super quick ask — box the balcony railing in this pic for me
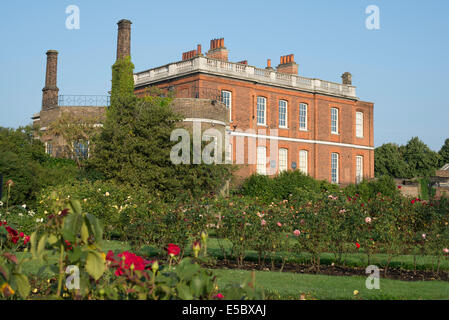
[58,95,110,107]
[134,56,357,99]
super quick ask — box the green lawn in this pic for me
[213,268,449,300]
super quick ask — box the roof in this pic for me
[441,163,449,171]
[436,170,449,178]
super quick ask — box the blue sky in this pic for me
[0,0,448,151]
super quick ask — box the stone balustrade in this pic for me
[134,56,357,99]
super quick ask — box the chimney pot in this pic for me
[197,44,202,55]
[342,72,352,85]
[267,59,271,68]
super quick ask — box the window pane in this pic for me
[356,112,363,137]
[331,108,338,133]
[221,91,232,122]
[356,156,363,183]
[257,146,266,175]
[75,141,89,159]
[279,148,288,172]
[331,153,339,183]
[257,97,266,125]
[299,150,308,174]
[299,103,307,130]
[279,100,287,128]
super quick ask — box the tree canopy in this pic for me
[375,137,443,178]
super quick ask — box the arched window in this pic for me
[279,148,288,172]
[299,150,308,174]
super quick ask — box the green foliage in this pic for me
[439,138,449,167]
[91,55,232,200]
[0,126,78,206]
[36,180,160,240]
[110,56,135,105]
[374,143,409,178]
[2,198,264,300]
[375,137,441,179]
[402,137,440,178]
[239,170,338,203]
[344,175,399,202]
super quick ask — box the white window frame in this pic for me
[355,111,364,138]
[257,96,266,126]
[221,90,232,122]
[299,150,308,174]
[278,100,288,128]
[331,152,339,184]
[227,142,233,164]
[256,146,267,175]
[356,155,363,184]
[299,103,308,131]
[279,148,288,172]
[331,108,339,134]
[45,141,53,156]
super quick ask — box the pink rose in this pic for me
[261,220,266,226]
[365,217,372,224]
[293,230,300,236]
[277,222,282,227]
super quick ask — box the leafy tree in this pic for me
[374,143,409,178]
[402,137,440,178]
[0,126,78,205]
[90,56,232,199]
[439,138,449,167]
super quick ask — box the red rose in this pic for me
[215,293,224,299]
[167,243,180,257]
[355,242,361,249]
[24,236,30,245]
[397,185,402,189]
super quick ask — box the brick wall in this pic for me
[137,72,374,185]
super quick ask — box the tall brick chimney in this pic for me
[206,38,228,61]
[276,54,298,75]
[42,50,59,110]
[341,72,352,85]
[116,19,132,60]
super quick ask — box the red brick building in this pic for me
[134,39,374,185]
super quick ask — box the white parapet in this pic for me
[134,56,357,99]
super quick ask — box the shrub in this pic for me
[239,171,337,203]
[344,175,399,201]
[36,180,160,240]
